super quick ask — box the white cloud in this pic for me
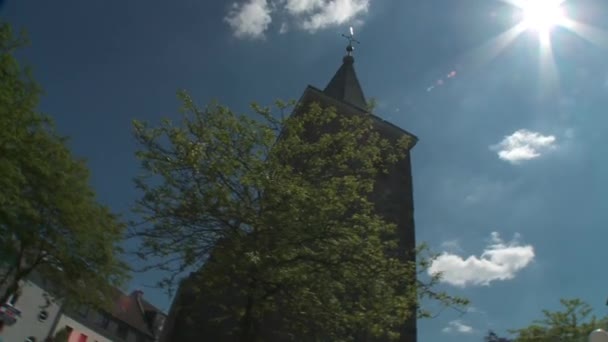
[490,129,556,164]
[429,232,535,287]
[283,0,324,14]
[296,0,370,32]
[442,320,474,334]
[225,0,370,38]
[225,0,273,39]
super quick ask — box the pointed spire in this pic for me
[323,28,367,110]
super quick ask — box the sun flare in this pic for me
[467,0,608,93]
[520,0,567,34]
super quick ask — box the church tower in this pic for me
[159,33,419,342]
[293,33,419,342]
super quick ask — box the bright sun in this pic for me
[520,0,567,33]
[474,0,600,90]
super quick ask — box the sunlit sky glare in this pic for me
[519,0,567,33]
[4,0,608,341]
[480,0,608,94]
[501,0,608,47]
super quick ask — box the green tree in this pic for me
[52,327,71,342]
[131,92,467,340]
[509,298,607,341]
[0,21,128,310]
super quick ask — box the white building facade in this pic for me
[1,274,164,342]
[2,277,61,342]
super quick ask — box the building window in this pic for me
[116,322,129,339]
[54,326,73,341]
[78,333,88,342]
[41,293,52,309]
[38,310,49,322]
[7,292,20,306]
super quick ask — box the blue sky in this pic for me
[3,0,608,340]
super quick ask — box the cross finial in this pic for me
[341,26,360,56]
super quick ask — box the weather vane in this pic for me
[341,26,360,56]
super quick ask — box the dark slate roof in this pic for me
[26,272,165,340]
[310,51,419,146]
[108,289,164,338]
[299,85,419,147]
[323,55,367,110]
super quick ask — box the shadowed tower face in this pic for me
[160,36,418,342]
[297,37,419,342]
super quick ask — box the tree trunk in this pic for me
[239,294,256,342]
[239,274,261,342]
[0,264,16,290]
[0,243,33,303]
[0,260,37,304]
[0,279,19,304]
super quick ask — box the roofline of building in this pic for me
[300,85,420,145]
[24,272,163,338]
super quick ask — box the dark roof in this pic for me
[300,85,419,146]
[107,289,164,338]
[26,272,165,339]
[318,54,418,146]
[323,55,367,110]
[141,297,162,313]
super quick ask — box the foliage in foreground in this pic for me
[0,21,128,310]
[52,327,71,342]
[131,92,467,340]
[484,298,608,342]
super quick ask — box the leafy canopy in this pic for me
[131,92,467,340]
[0,21,128,310]
[511,298,607,342]
[483,298,608,342]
